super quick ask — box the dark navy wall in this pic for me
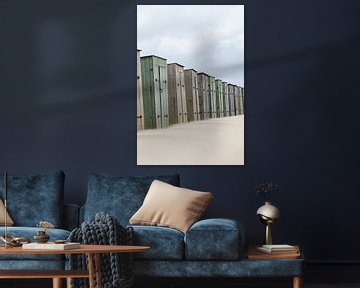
[1,0,360,262]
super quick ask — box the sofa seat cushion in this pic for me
[0,227,70,261]
[130,225,184,260]
[184,218,245,260]
[84,174,180,226]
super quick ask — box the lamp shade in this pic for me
[256,201,280,221]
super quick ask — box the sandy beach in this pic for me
[137,115,244,165]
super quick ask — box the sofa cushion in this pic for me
[184,218,245,260]
[130,225,184,260]
[0,227,70,261]
[0,199,14,226]
[130,180,213,233]
[84,173,180,225]
[0,171,65,227]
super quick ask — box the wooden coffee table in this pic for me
[0,244,150,288]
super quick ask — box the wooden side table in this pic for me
[247,245,303,288]
[0,244,150,288]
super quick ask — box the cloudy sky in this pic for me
[137,5,244,87]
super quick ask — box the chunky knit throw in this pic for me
[68,212,134,288]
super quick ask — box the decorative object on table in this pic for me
[34,220,55,243]
[54,239,67,244]
[0,234,31,247]
[33,230,50,243]
[254,181,280,245]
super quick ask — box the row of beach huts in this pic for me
[137,49,245,130]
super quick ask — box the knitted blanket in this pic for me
[68,212,134,288]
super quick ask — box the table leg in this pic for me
[52,278,62,288]
[95,253,102,288]
[66,277,72,288]
[88,253,95,288]
[293,276,302,288]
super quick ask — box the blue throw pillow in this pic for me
[0,170,65,227]
[84,173,180,225]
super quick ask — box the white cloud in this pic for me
[137,5,244,86]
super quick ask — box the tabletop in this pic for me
[0,244,150,255]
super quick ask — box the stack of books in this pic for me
[22,242,80,250]
[248,244,300,260]
[257,244,299,254]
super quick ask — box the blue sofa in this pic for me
[0,171,303,287]
[0,171,79,270]
[81,173,304,283]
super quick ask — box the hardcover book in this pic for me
[22,242,80,250]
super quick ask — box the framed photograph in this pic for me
[137,5,244,165]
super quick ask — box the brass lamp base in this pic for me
[265,223,272,245]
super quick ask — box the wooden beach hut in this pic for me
[228,84,236,116]
[197,73,210,120]
[215,79,224,118]
[240,86,245,115]
[234,85,240,115]
[208,76,217,118]
[167,63,187,125]
[184,69,200,121]
[140,55,169,129]
[222,81,230,117]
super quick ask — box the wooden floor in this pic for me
[134,279,360,288]
[1,279,360,288]
[136,283,360,288]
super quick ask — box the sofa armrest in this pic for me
[184,218,245,260]
[63,204,80,231]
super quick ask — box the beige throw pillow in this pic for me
[130,180,213,233]
[0,199,14,226]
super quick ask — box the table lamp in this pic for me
[256,201,280,245]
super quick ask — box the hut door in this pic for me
[193,76,199,121]
[154,66,162,128]
[158,65,169,128]
[176,68,183,123]
[179,70,187,123]
[137,53,144,130]
[137,76,144,130]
